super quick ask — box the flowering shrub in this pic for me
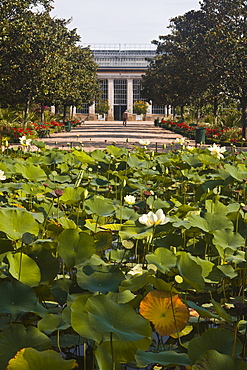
[133,100,148,115]
[0,120,66,143]
[161,119,244,144]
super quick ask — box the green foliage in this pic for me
[133,100,148,115]
[95,100,110,115]
[0,143,246,367]
[0,1,99,124]
[144,1,247,135]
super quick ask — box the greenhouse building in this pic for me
[76,44,166,121]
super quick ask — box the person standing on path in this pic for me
[122,110,128,126]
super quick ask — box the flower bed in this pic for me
[0,120,79,143]
[160,119,246,146]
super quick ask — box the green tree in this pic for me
[0,0,99,124]
[200,0,247,136]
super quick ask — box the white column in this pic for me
[108,79,114,120]
[127,79,133,113]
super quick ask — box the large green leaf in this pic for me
[7,252,41,287]
[187,214,209,232]
[188,328,242,364]
[84,195,116,217]
[119,220,153,240]
[7,348,77,370]
[57,229,95,268]
[71,294,102,343]
[73,150,95,164]
[146,247,176,274]
[224,164,247,181]
[38,314,70,335]
[119,272,150,292]
[177,252,205,292]
[0,324,51,370]
[186,300,219,319]
[0,280,47,320]
[210,299,232,323]
[204,212,234,231]
[29,249,59,284]
[212,229,245,250]
[59,187,85,205]
[96,337,151,364]
[94,231,112,251]
[135,350,190,367]
[86,295,151,341]
[15,162,47,182]
[0,209,39,240]
[77,265,124,294]
[192,350,247,370]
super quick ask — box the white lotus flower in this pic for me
[19,135,32,146]
[139,209,170,227]
[175,137,186,145]
[208,143,226,159]
[124,195,136,205]
[0,170,6,181]
[127,264,144,276]
[186,145,196,152]
[139,139,150,146]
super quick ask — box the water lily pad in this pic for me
[192,349,247,370]
[7,252,41,287]
[71,294,102,343]
[212,229,245,250]
[57,229,95,268]
[96,337,151,364]
[0,324,51,370]
[77,265,124,294]
[15,162,47,182]
[0,280,46,320]
[84,196,116,217]
[0,209,39,240]
[86,294,151,341]
[146,248,176,274]
[38,314,70,334]
[120,272,150,292]
[59,187,85,205]
[177,252,205,292]
[50,278,73,306]
[7,347,77,370]
[135,350,190,368]
[73,150,95,164]
[29,249,59,284]
[94,231,112,251]
[188,328,242,364]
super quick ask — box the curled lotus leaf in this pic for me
[7,347,77,370]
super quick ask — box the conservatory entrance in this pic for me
[114,105,127,121]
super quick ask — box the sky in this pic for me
[50,0,201,46]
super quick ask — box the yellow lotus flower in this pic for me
[140,290,189,336]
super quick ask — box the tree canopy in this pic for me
[142,0,247,135]
[0,0,99,123]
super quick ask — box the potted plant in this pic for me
[133,100,148,121]
[95,100,110,121]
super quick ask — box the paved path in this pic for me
[41,120,193,151]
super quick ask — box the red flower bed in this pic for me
[160,119,243,144]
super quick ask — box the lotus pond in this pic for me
[1,140,247,369]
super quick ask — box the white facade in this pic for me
[76,44,165,121]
